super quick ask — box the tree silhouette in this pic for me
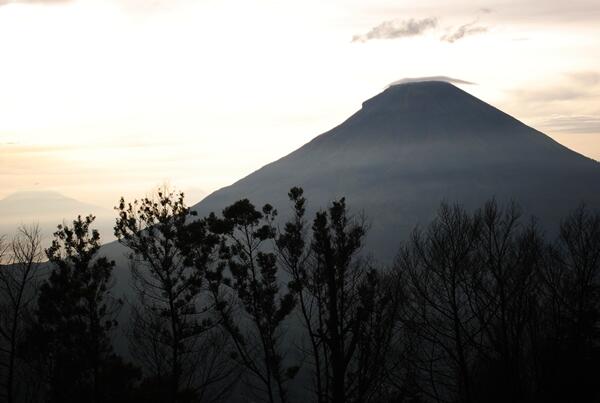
[393,200,600,403]
[538,205,600,402]
[115,188,232,403]
[277,188,399,403]
[0,225,44,403]
[205,199,297,403]
[0,187,596,403]
[27,215,133,403]
[468,201,544,403]
[396,203,482,403]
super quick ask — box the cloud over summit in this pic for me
[388,76,475,87]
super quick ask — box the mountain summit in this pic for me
[193,81,600,261]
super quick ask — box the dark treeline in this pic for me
[0,187,598,403]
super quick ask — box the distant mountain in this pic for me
[0,191,98,216]
[190,81,600,262]
[0,191,112,241]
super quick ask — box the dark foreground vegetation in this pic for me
[0,187,598,403]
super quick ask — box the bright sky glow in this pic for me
[1,0,599,209]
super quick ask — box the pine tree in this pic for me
[30,215,130,403]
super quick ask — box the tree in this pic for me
[392,200,600,403]
[0,225,43,403]
[468,201,544,403]
[0,225,44,403]
[205,199,297,403]
[115,188,232,403]
[396,203,482,403]
[538,205,600,402]
[30,215,130,403]
[277,188,399,403]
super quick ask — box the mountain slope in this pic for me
[191,81,600,261]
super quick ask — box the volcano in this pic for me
[190,81,600,262]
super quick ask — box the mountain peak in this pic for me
[2,190,71,202]
[330,79,523,148]
[0,191,105,217]
[362,79,473,111]
[388,79,456,88]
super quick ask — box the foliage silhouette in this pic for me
[0,189,598,403]
[27,215,137,403]
[204,199,297,403]
[115,188,235,403]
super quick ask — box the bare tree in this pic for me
[539,205,600,402]
[0,225,43,403]
[396,203,481,403]
[467,201,544,402]
[544,205,600,346]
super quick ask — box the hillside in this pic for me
[190,81,600,262]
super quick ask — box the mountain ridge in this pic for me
[0,190,113,242]
[189,81,600,261]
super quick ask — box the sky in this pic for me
[1,0,600,211]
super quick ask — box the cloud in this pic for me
[352,17,437,43]
[441,21,488,43]
[0,0,70,6]
[538,115,600,134]
[388,76,475,87]
[353,16,489,45]
[567,71,600,87]
[511,72,600,104]
[514,87,590,103]
[491,1,600,24]
[507,71,600,136]
[0,142,163,156]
